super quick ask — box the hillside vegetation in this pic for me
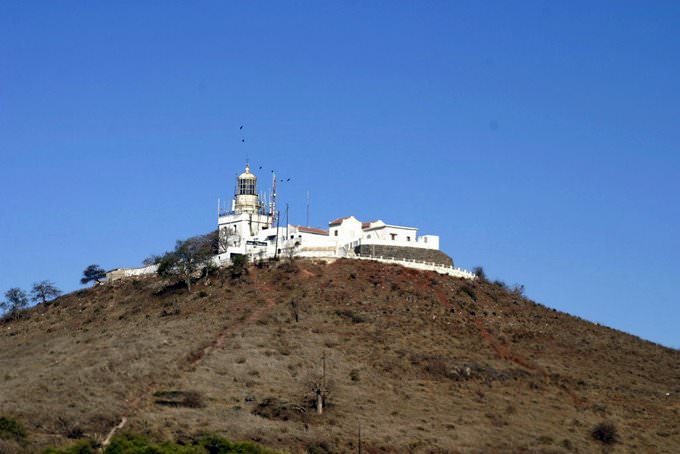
[0,259,678,453]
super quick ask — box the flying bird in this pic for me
[258,166,262,169]
[239,125,243,130]
[241,139,245,143]
[287,178,291,182]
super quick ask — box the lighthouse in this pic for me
[218,164,274,253]
[233,164,261,214]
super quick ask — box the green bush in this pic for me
[0,417,26,442]
[104,433,201,453]
[230,254,249,278]
[46,433,279,454]
[44,440,97,454]
[197,434,277,453]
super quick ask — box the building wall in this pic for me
[354,244,453,267]
[330,216,363,243]
[106,264,158,281]
[363,225,418,243]
[218,212,272,249]
[287,229,334,248]
[416,235,439,249]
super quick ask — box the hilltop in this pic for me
[0,259,678,453]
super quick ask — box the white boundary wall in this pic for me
[106,264,158,281]
[349,255,476,279]
[106,252,476,282]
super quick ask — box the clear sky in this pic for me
[1,2,678,348]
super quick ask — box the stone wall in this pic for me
[354,244,453,267]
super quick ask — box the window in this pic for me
[407,236,411,241]
[390,233,397,240]
[238,178,256,195]
[367,234,371,239]
[334,230,338,236]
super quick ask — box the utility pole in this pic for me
[285,203,289,239]
[317,351,327,415]
[358,421,362,454]
[274,210,281,260]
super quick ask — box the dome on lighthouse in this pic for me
[239,164,257,180]
[236,164,257,196]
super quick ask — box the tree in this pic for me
[304,352,333,415]
[218,226,241,253]
[157,233,215,292]
[81,264,106,285]
[142,254,162,266]
[473,266,486,281]
[1,288,29,320]
[229,253,248,279]
[30,280,62,304]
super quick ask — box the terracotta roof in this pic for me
[329,216,352,226]
[361,220,379,229]
[296,226,329,236]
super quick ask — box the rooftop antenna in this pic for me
[306,191,310,227]
[270,170,278,227]
[240,123,248,167]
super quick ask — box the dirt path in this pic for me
[184,268,280,369]
[100,417,127,450]
[101,268,284,448]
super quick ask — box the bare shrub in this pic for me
[350,369,360,382]
[56,417,84,439]
[335,309,366,323]
[252,397,306,422]
[153,390,205,408]
[303,372,334,415]
[472,266,486,280]
[459,285,477,302]
[591,421,618,444]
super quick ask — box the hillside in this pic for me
[0,259,678,453]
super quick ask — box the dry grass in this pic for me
[1,259,679,453]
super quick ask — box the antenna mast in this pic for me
[270,171,278,227]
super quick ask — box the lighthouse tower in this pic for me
[218,164,273,253]
[233,164,261,214]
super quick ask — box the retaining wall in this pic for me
[354,244,453,267]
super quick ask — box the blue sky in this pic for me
[1,1,678,348]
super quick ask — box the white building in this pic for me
[217,165,446,264]
[330,216,439,251]
[107,164,475,281]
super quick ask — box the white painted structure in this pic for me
[106,165,475,281]
[218,164,274,245]
[214,166,466,273]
